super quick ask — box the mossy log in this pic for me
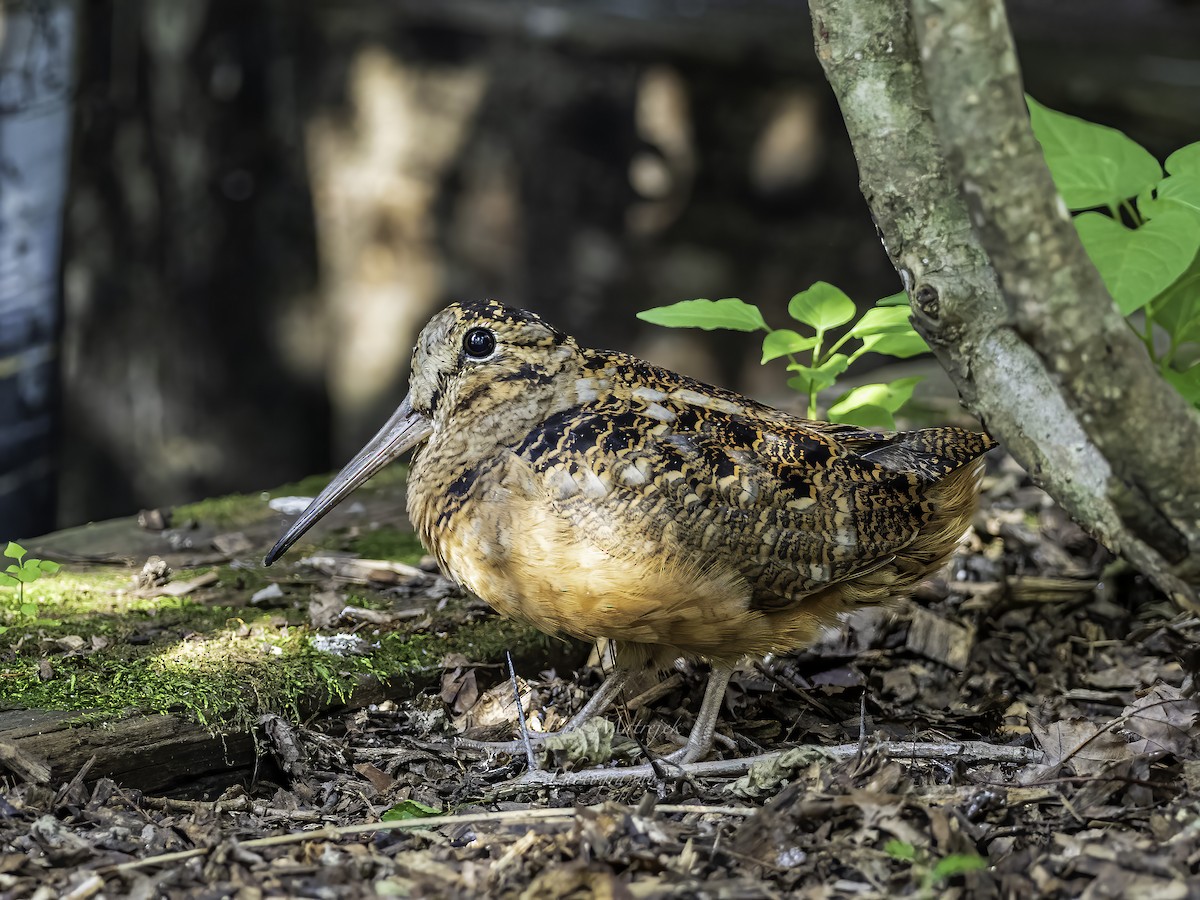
[1,476,586,793]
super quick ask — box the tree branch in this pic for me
[912,0,1200,579]
[809,0,1199,604]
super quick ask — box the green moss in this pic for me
[0,569,146,622]
[172,493,265,530]
[350,526,426,563]
[0,626,348,730]
[0,560,565,734]
[174,464,411,529]
[217,563,273,596]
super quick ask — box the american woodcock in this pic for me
[266,299,995,767]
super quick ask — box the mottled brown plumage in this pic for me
[267,299,995,766]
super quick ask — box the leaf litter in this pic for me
[2,452,1200,897]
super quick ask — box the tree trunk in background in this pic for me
[810,0,1200,604]
[0,0,76,539]
[59,0,327,525]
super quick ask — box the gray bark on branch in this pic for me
[809,0,1200,605]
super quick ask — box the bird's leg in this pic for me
[455,667,631,754]
[508,664,737,789]
[658,662,735,765]
[559,666,632,731]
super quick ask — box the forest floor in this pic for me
[2,452,1199,899]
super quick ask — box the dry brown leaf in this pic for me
[352,762,394,792]
[541,718,617,770]
[1122,684,1198,758]
[723,747,830,799]
[852,791,927,848]
[440,666,479,715]
[904,605,974,671]
[1029,717,1132,776]
[459,677,530,730]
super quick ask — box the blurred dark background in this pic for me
[1,0,1198,539]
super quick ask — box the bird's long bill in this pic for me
[263,395,432,565]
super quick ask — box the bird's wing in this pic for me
[511,395,940,609]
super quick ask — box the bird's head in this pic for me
[407,299,579,427]
[264,300,580,564]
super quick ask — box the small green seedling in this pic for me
[381,798,443,822]
[0,540,61,615]
[1029,97,1200,407]
[638,284,930,428]
[885,839,988,897]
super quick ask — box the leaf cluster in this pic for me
[1030,97,1200,405]
[0,540,61,620]
[637,284,929,428]
[1,541,60,586]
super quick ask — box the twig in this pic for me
[141,795,326,821]
[624,672,684,711]
[752,661,835,720]
[491,738,1042,792]
[106,802,755,874]
[507,650,538,772]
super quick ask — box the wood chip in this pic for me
[0,738,51,784]
[904,605,974,671]
[155,571,220,597]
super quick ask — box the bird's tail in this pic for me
[859,426,996,483]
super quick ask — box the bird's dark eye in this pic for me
[462,327,496,359]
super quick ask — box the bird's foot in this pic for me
[471,664,735,792]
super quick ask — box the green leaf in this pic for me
[829,377,923,421]
[830,403,896,429]
[1166,142,1200,177]
[1048,155,1119,207]
[885,839,918,862]
[1163,364,1200,406]
[1139,174,1200,224]
[0,573,18,587]
[1151,264,1200,347]
[19,602,36,617]
[788,282,856,332]
[786,354,849,394]
[1028,96,1162,210]
[381,799,443,822]
[761,329,817,363]
[859,331,930,359]
[3,542,24,561]
[928,853,988,884]
[874,292,908,307]
[637,298,767,332]
[37,560,61,574]
[1074,210,1200,314]
[14,568,40,584]
[4,564,18,575]
[850,306,915,337]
